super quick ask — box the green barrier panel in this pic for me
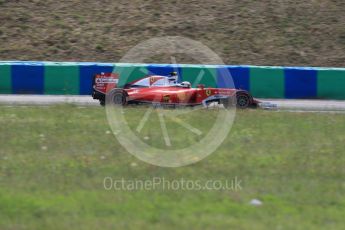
[0,64,11,94]
[114,64,148,87]
[44,64,80,95]
[250,67,285,98]
[318,70,345,100]
[181,66,217,88]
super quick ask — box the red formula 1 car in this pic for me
[92,72,259,109]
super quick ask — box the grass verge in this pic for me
[0,105,344,229]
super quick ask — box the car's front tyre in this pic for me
[236,92,251,109]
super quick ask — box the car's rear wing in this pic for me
[93,72,119,94]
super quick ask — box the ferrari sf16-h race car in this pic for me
[92,72,260,109]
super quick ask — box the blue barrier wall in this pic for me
[0,61,344,99]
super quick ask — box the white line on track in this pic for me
[0,95,345,113]
[262,99,345,112]
[0,95,99,106]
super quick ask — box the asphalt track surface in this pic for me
[0,95,345,113]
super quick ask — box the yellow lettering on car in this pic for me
[163,95,170,103]
[178,93,186,101]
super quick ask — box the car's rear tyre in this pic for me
[106,89,127,106]
[236,93,250,109]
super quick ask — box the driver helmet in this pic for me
[168,71,178,83]
[180,81,191,88]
